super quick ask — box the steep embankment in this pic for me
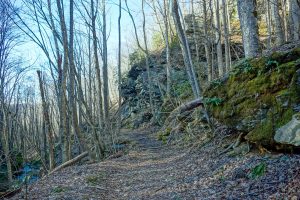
[6,128,300,199]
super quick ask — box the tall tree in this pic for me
[102,0,109,122]
[69,0,87,154]
[214,0,224,76]
[237,0,260,58]
[117,0,122,131]
[163,0,171,96]
[159,0,172,96]
[289,0,300,41]
[56,0,71,162]
[153,0,172,96]
[172,0,212,133]
[172,0,200,97]
[222,0,231,71]
[271,0,285,45]
[191,0,200,64]
[37,71,55,170]
[202,0,213,82]
[266,0,272,48]
[90,0,104,129]
[281,0,288,42]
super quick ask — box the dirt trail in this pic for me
[8,129,300,200]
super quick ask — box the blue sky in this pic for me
[12,0,159,98]
[14,0,157,71]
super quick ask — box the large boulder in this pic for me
[205,48,300,147]
[274,113,300,146]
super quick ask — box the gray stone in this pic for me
[274,113,300,146]
[293,104,300,112]
[296,69,300,86]
[276,93,290,108]
[229,143,250,157]
[235,109,268,132]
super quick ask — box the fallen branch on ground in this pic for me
[165,98,203,124]
[178,98,203,113]
[48,151,89,175]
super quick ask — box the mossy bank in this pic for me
[205,47,300,149]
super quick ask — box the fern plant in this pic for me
[204,97,223,106]
[248,162,266,179]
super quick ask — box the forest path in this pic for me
[102,129,191,199]
[8,128,300,199]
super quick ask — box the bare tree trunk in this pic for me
[102,0,109,122]
[281,0,288,42]
[56,0,71,162]
[91,0,104,129]
[69,0,87,153]
[222,0,231,72]
[271,0,285,45]
[0,110,13,184]
[163,0,171,97]
[191,0,200,63]
[288,0,294,40]
[142,0,156,119]
[76,63,104,159]
[237,0,260,58]
[152,1,167,43]
[88,29,93,115]
[203,0,213,82]
[172,0,199,97]
[154,0,171,96]
[214,0,224,77]
[49,151,88,175]
[289,0,300,41]
[117,0,122,131]
[46,0,65,163]
[267,0,272,48]
[172,0,213,135]
[37,71,55,170]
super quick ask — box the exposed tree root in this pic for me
[217,133,247,157]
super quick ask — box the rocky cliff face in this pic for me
[120,55,165,128]
[120,47,189,128]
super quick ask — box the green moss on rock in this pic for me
[246,108,294,146]
[205,48,300,147]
